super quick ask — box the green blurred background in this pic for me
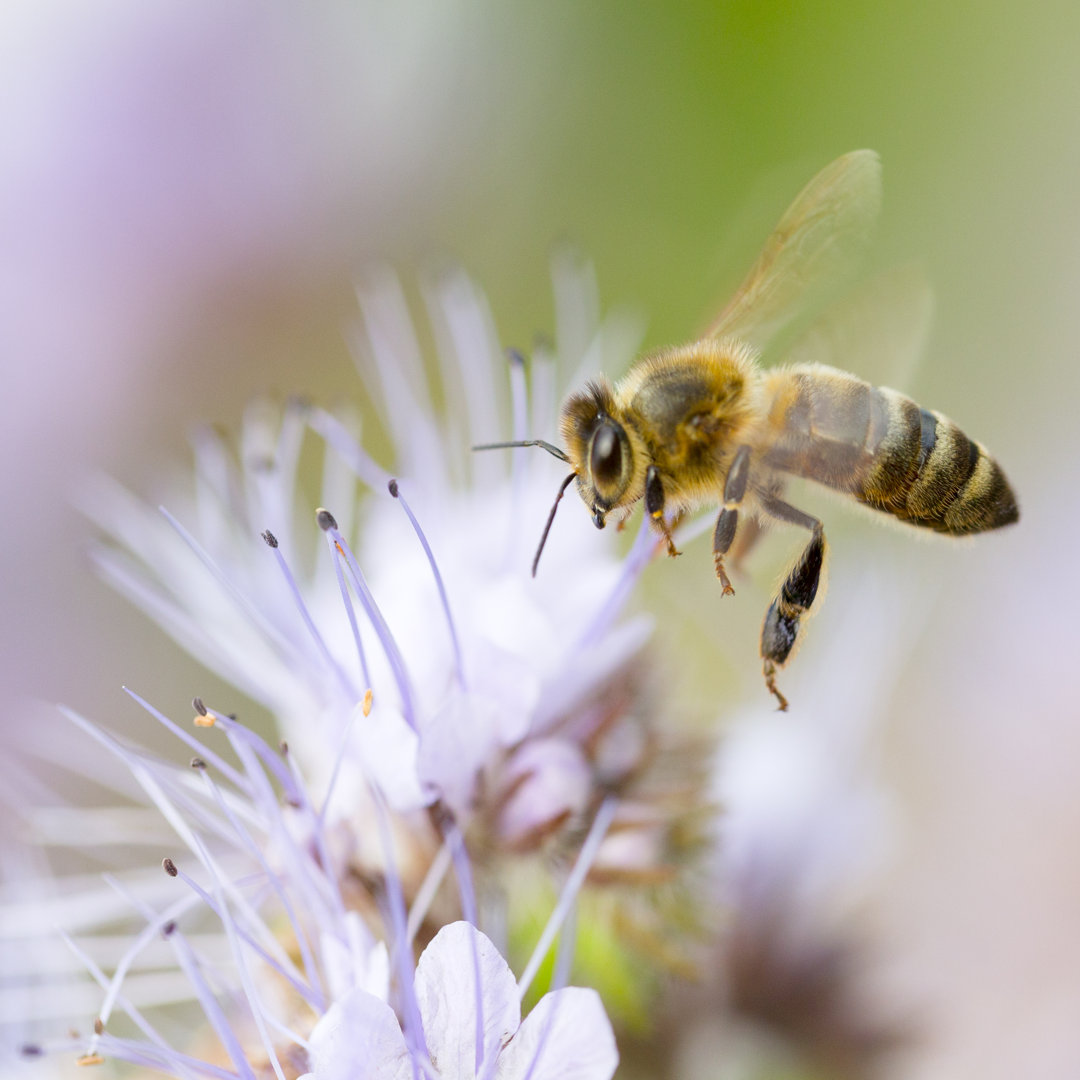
[3,1,1078,1076]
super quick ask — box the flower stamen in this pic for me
[119,688,248,792]
[306,406,391,491]
[325,519,373,690]
[157,506,298,664]
[192,761,325,1008]
[517,795,618,1000]
[188,834,289,1080]
[318,508,417,731]
[261,528,359,703]
[388,478,466,690]
[438,813,486,1074]
[158,913,259,1080]
[406,840,452,945]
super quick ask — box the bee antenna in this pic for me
[471,439,571,464]
[532,471,577,577]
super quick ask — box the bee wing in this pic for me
[784,263,934,389]
[707,150,883,351]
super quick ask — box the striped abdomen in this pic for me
[761,365,1019,535]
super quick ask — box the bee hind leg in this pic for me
[762,660,789,712]
[713,445,752,595]
[758,494,826,711]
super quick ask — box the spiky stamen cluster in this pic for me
[6,266,717,1075]
[15,688,618,1077]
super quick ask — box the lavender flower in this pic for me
[6,261,709,1076]
[82,265,659,852]
[10,686,617,1078]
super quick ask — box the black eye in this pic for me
[590,423,622,489]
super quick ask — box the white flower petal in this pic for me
[321,911,390,1005]
[497,739,591,847]
[349,701,429,812]
[414,922,520,1078]
[308,986,411,1080]
[417,692,502,817]
[468,637,540,746]
[496,987,618,1080]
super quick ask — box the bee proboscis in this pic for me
[476,150,1019,709]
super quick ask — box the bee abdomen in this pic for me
[861,388,1019,534]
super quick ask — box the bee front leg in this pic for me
[758,494,826,712]
[645,465,681,558]
[713,445,752,596]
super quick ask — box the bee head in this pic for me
[560,379,638,528]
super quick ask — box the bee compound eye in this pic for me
[590,423,623,489]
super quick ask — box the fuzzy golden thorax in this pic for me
[562,338,764,526]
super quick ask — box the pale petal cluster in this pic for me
[3,686,618,1078]
[305,922,616,1080]
[5,264,675,1077]
[83,266,656,854]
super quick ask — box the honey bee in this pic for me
[476,150,1019,709]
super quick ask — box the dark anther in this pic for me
[190,757,206,770]
[192,697,207,716]
[162,920,177,938]
[506,347,526,367]
[162,857,178,877]
[316,508,338,532]
[388,479,400,498]
[94,1018,105,1036]
[261,530,279,548]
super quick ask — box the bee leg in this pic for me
[645,465,681,558]
[758,495,826,712]
[713,445,752,595]
[762,660,789,712]
[729,515,763,574]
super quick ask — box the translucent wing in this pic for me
[784,262,934,390]
[707,150,883,351]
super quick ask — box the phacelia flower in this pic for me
[9,679,618,1079]
[6,260,714,1076]
[82,265,667,866]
